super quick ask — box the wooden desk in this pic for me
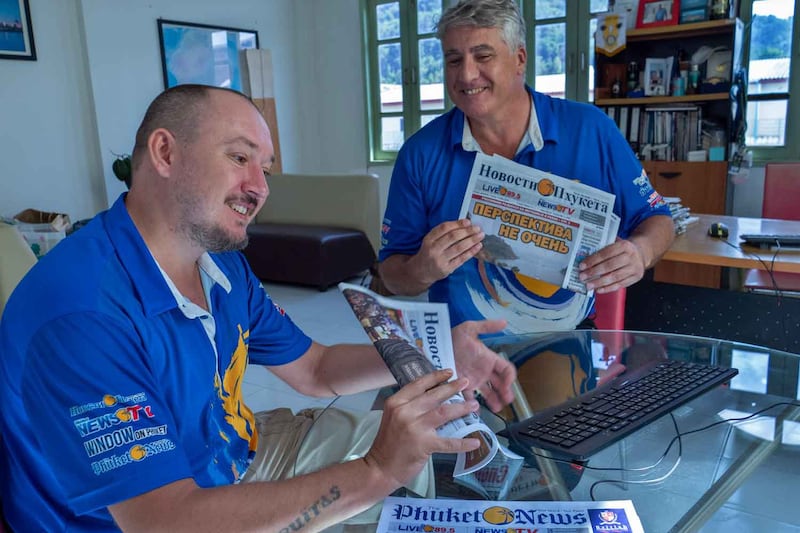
[656,214,800,288]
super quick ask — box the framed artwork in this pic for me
[644,57,669,96]
[157,19,258,91]
[0,0,36,60]
[636,0,680,28]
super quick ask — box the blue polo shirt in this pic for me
[0,195,312,531]
[380,87,669,333]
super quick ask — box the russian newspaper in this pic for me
[458,153,620,294]
[377,496,645,533]
[338,283,523,499]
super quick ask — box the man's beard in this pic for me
[187,221,249,253]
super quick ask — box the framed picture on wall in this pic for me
[636,0,680,28]
[157,19,259,91]
[0,0,37,60]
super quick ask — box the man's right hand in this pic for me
[412,219,484,286]
[380,219,484,296]
[364,369,480,487]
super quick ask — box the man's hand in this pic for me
[411,219,484,286]
[577,238,647,294]
[451,319,516,412]
[365,369,481,487]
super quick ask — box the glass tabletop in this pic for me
[455,330,800,532]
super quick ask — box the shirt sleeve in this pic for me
[241,256,313,366]
[22,313,194,516]
[378,143,431,261]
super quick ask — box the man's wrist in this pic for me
[629,239,649,270]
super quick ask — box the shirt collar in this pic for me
[104,194,231,317]
[459,87,545,154]
[154,254,231,319]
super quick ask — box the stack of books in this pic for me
[664,197,699,234]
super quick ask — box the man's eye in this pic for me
[262,169,271,179]
[447,58,462,67]
[476,54,493,62]
[232,154,247,165]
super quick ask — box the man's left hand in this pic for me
[577,238,647,294]
[451,319,516,412]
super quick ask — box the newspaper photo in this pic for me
[458,153,619,294]
[339,283,523,499]
[377,496,645,533]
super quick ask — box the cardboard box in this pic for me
[12,209,71,258]
[14,209,71,232]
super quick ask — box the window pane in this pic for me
[748,0,794,96]
[535,23,565,98]
[746,100,787,146]
[376,2,400,41]
[421,114,441,128]
[381,116,404,151]
[379,42,403,112]
[419,37,444,110]
[417,0,441,34]
[536,0,565,20]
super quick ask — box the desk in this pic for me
[657,214,800,287]
[477,330,800,533]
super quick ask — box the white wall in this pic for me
[0,0,311,222]
[0,0,106,221]
[80,0,301,207]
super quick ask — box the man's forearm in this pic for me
[110,457,398,532]
[378,255,434,296]
[629,215,675,269]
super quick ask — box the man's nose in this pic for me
[246,163,269,200]
[458,56,480,82]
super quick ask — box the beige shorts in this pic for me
[242,407,434,525]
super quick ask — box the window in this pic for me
[740,0,799,162]
[522,0,610,102]
[363,0,445,162]
[362,1,609,161]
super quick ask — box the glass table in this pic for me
[454,330,800,532]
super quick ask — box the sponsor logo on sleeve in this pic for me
[69,392,148,417]
[74,404,155,437]
[91,438,176,475]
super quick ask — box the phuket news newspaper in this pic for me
[339,283,524,499]
[377,497,645,533]
[458,153,620,295]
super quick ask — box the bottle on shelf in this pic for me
[687,64,701,94]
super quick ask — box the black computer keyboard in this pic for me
[500,360,739,462]
[740,234,800,249]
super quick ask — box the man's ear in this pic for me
[148,128,178,177]
[516,46,527,76]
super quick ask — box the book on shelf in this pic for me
[602,104,703,162]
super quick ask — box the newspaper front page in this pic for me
[377,496,645,533]
[458,153,620,294]
[339,283,523,499]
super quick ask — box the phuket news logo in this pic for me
[587,508,633,532]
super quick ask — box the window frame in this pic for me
[739,0,800,164]
[361,1,607,162]
[362,0,446,163]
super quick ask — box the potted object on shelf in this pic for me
[112,153,132,189]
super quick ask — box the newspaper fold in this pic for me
[339,283,523,499]
[458,153,620,294]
